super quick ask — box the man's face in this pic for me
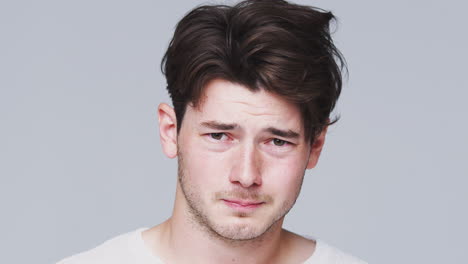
[175,79,317,241]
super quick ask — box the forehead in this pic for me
[188,79,303,129]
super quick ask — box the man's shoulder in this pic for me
[56,228,144,264]
[283,230,367,264]
[305,238,368,264]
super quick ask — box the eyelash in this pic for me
[206,133,292,147]
[209,132,228,141]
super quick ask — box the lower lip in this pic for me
[222,200,264,210]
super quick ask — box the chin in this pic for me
[209,215,277,241]
[213,223,264,240]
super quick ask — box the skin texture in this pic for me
[144,79,327,264]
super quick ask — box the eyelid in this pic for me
[269,138,294,146]
[203,132,295,147]
[205,132,230,141]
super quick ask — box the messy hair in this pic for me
[161,0,346,143]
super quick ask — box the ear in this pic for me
[306,126,328,169]
[157,103,178,159]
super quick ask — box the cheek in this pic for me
[262,155,307,194]
[181,142,229,187]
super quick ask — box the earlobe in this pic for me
[157,103,178,159]
[306,126,327,169]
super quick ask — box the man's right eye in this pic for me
[209,133,226,140]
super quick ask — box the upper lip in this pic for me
[222,199,264,206]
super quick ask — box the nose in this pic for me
[229,144,263,188]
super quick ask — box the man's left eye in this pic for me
[272,138,288,146]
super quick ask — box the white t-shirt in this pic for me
[57,228,367,264]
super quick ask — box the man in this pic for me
[58,0,367,263]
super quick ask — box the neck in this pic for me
[145,184,289,264]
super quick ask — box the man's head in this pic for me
[158,0,345,242]
[161,0,345,144]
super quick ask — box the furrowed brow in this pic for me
[264,127,300,139]
[200,121,238,130]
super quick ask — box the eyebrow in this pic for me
[263,127,300,139]
[200,121,300,139]
[200,121,238,130]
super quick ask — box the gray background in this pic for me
[1,0,467,263]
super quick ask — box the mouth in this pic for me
[221,199,265,210]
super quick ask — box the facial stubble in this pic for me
[177,147,306,244]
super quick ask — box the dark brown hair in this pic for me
[161,0,346,143]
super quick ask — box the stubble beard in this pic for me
[177,148,305,243]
